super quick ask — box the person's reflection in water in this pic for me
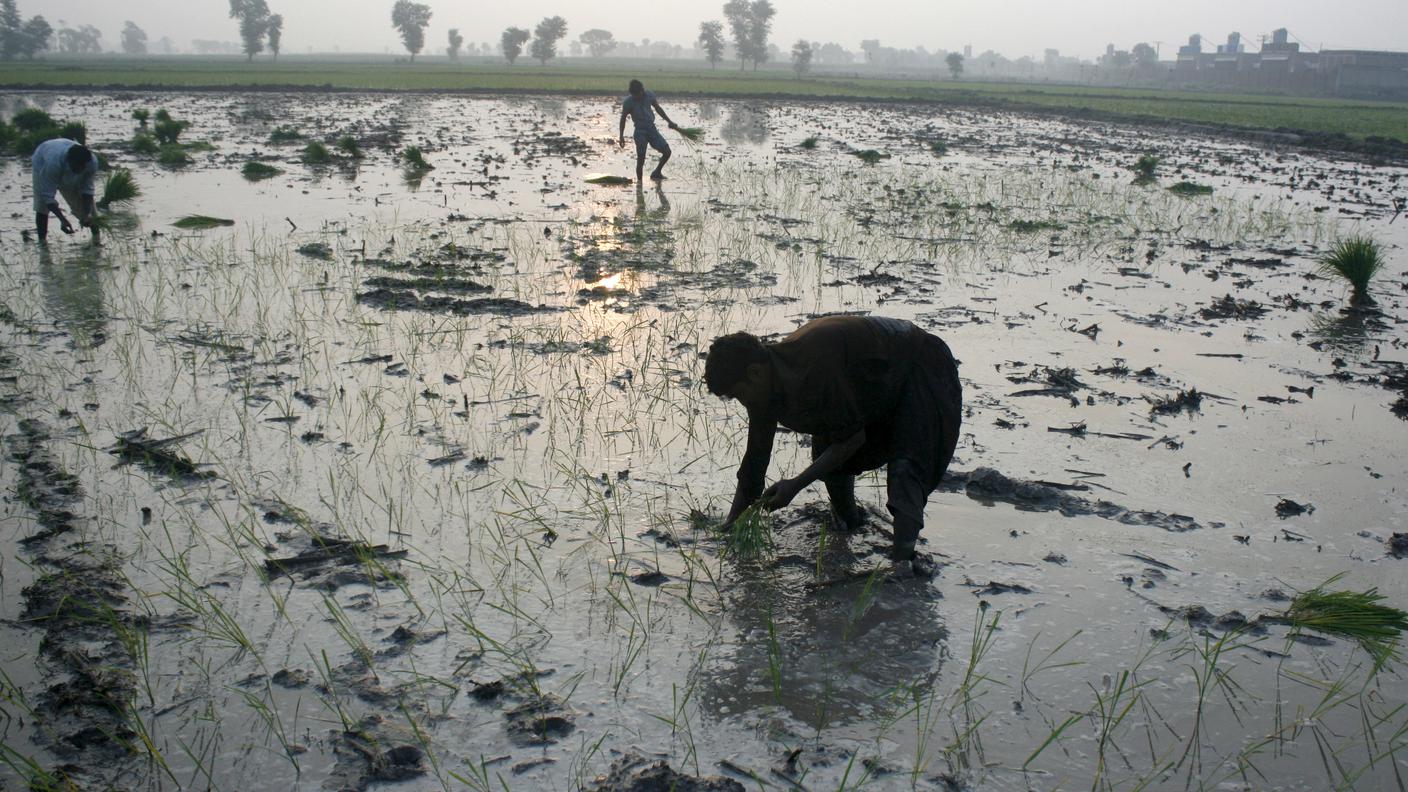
[696,504,947,731]
[635,182,671,223]
[38,244,108,349]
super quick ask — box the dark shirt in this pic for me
[736,315,926,490]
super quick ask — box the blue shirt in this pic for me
[31,137,98,207]
[622,90,658,132]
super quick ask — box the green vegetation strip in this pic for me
[3,58,1406,144]
[173,215,235,230]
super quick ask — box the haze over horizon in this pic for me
[29,0,1408,61]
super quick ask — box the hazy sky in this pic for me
[34,0,1408,60]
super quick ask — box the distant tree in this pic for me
[721,0,749,70]
[266,14,282,58]
[500,26,529,65]
[1,1,50,59]
[446,27,462,60]
[579,28,615,57]
[746,0,774,70]
[1132,42,1157,68]
[121,21,147,55]
[390,1,431,61]
[698,20,724,68]
[17,14,49,58]
[529,16,566,65]
[790,39,811,78]
[945,51,963,79]
[55,24,101,54]
[859,39,879,63]
[156,35,174,54]
[228,0,270,61]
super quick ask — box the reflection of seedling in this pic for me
[401,146,434,170]
[241,161,283,181]
[1132,154,1159,183]
[719,502,772,559]
[302,141,332,164]
[1167,181,1213,197]
[1318,235,1384,305]
[98,169,139,209]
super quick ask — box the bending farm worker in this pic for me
[32,137,100,245]
[618,79,677,183]
[706,316,963,573]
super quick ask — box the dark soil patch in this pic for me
[588,753,745,792]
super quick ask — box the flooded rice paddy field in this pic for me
[1,91,1407,791]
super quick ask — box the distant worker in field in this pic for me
[706,316,962,572]
[32,137,99,245]
[618,79,679,183]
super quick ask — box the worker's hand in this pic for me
[668,121,678,130]
[761,478,802,511]
[617,136,625,149]
[58,218,74,235]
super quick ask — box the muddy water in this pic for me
[1,91,1406,790]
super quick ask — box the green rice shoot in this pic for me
[719,501,773,560]
[674,126,705,143]
[853,149,888,165]
[98,169,139,209]
[336,135,363,159]
[1318,236,1385,303]
[302,141,332,165]
[1133,153,1159,182]
[799,136,819,150]
[1283,578,1408,670]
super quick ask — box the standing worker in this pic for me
[618,79,678,183]
[705,315,963,573]
[32,137,100,245]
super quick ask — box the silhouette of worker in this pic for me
[706,316,962,569]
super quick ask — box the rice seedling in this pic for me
[241,160,283,181]
[1281,577,1408,670]
[58,120,86,143]
[132,107,150,126]
[336,134,363,159]
[131,131,160,155]
[268,126,304,144]
[853,149,888,165]
[1317,235,1385,305]
[929,138,948,155]
[584,173,632,185]
[401,146,434,171]
[152,112,188,145]
[718,502,772,560]
[173,215,236,230]
[674,126,705,143]
[98,169,139,209]
[157,143,192,167]
[1132,153,1159,182]
[302,141,332,164]
[1168,181,1214,197]
[799,135,819,149]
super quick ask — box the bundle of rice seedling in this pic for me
[337,135,363,159]
[98,169,139,209]
[1282,578,1408,670]
[268,126,304,144]
[1167,181,1213,197]
[1318,236,1384,305]
[584,173,632,186]
[302,141,332,165]
[674,126,705,144]
[131,132,160,156]
[719,502,773,560]
[401,146,433,170]
[157,144,192,167]
[173,215,235,230]
[799,136,819,150]
[132,108,150,126]
[853,149,888,165]
[241,161,283,181]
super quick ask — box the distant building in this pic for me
[1320,49,1408,99]
[1165,25,1408,98]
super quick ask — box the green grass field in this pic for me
[3,57,1407,145]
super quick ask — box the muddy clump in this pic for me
[948,467,1214,532]
[356,287,557,316]
[506,693,576,745]
[589,753,745,792]
[1200,294,1269,321]
[327,715,427,791]
[110,428,216,481]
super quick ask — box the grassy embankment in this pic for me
[2,57,1407,144]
